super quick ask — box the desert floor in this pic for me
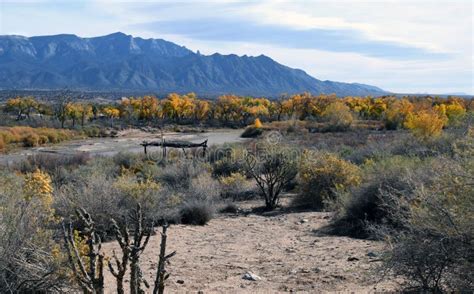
[102,198,397,293]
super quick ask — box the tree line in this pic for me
[3,92,473,130]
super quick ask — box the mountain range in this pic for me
[0,32,387,97]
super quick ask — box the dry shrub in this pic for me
[211,147,247,177]
[219,202,239,213]
[219,172,255,200]
[179,200,214,225]
[0,170,66,292]
[329,156,419,238]
[295,151,361,210]
[157,161,206,190]
[0,137,5,151]
[374,157,474,292]
[0,126,77,149]
[17,153,91,175]
[241,126,263,138]
[23,132,40,147]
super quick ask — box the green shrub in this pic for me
[295,151,361,210]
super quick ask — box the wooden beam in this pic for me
[141,139,208,149]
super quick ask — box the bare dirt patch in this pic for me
[103,200,396,293]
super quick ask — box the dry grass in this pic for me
[0,126,78,152]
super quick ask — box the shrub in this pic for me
[321,102,354,132]
[212,158,244,178]
[211,146,247,177]
[188,173,220,202]
[374,157,473,292]
[241,126,263,138]
[219,172,254,200]
[404,110,447,139]
[295,151,361,210]
[0,137,5,151]
[23,132,40,147]
[244,146,298,210]
[16,153,91,175]
[0,126,77,149]
[179,200,214,225]
[157,161,205,190]
[329,156,419,238]
[219,202,239,214]
[0,171,65,292]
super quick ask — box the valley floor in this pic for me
[102,199,397,293]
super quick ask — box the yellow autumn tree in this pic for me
[321,101,354,131]
[404,109,448,139]
[384,98,414,129]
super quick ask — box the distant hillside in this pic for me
[0,32,387,97]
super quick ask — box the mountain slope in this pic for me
[0,32,387,96]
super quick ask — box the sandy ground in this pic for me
[102,200,396,293]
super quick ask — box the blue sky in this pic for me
[0,0,472,94]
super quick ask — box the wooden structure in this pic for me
[141,139,208,158]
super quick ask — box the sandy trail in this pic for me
[102,200,395,293]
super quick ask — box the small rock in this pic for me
[242,272,261,281]
[312,267,321,273]
[347,257,359,262]
[367,251,378,258]
[289,269,298,274]
[176,279,184,284]
[198,291,204,294]
[300,268,311,273]
[299,219,309,224]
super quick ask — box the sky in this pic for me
[0,0,473,94]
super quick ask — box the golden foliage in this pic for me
[0,126,77,152]
[298,151,361,209]
[254,118,263,128]
[404,110,447,139]
[321,101,354,130]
